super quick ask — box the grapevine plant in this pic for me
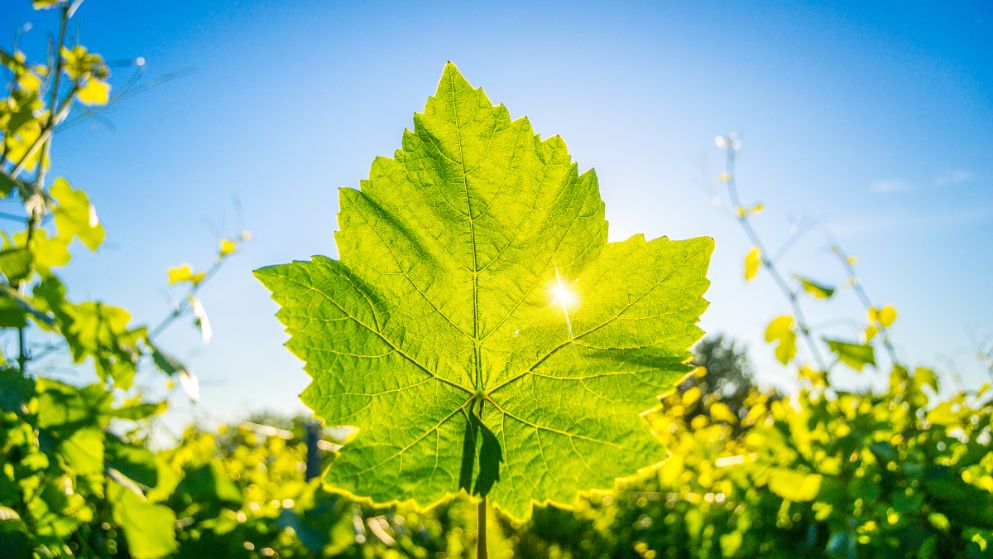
[0,2,245,557]
[257,63,714,555]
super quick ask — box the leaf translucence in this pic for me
[256,63,713,520]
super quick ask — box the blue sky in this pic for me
[4,1,992,431]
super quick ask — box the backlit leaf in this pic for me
[794,275,835,299]
[109,481,177,559]
[76,79,110,106]
[15,229,70,270]
[0,248,33,283]
[107,435,158,487]
[51,177,105,250]
[219,238,237,256]
[60,427,104,476]
[256,63,713,520]
[868,305,897,327]
[768,468,822,502]
[744,247,761,282]
[166,264,203,286]
[824,338,875,371]
[764,315,796,365]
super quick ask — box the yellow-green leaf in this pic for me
[77,79,110,105]
[254,63,714,521]
[709,401,737,423]
[167,264,204,286]
[109,481,177,559]
[795,275,835,299]
[824,338,876,371]
[14,229,70,270]
[0,248,33,283]
[744,246,761,282]
[764,315,797,365]
[913,367,939,392]
[869,305,897,327]
[219,238,237,256]
[769,468,822,502]
[52,177,106,250]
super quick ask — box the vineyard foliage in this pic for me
[2,2,992,558]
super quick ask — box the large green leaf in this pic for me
[256,63,713,520]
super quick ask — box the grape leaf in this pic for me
[109,481,177,559]
[255,63,713,520]
[794,275,834,299]
[824,338,875,371]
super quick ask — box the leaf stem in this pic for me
[722,143,828,371]
[827,238,902,367]
[477,497,488,559]
[14,4,72,376]
[148,256,224,342]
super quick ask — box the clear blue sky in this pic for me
[4,1,992,431]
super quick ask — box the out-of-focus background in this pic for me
[3,0,991,427]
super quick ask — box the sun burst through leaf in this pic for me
[549,267,579,337]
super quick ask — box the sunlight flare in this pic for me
[549,267,579,338]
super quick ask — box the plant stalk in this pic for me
[828,240,902,368]
[723,145,828,371]
[477,497,488,559]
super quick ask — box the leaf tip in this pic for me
[441,60,465,81]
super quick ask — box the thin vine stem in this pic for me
[477,497,488,559]
[31,253,231,363]
[14,3,72,375]
[827,239,902,368]
[148,256,225,342]
[721,140,828,371]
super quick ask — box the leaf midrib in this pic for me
[448,69,484,393]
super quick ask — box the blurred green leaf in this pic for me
[51,177,105,250]
[765,315,797,364]
[0,285,53,328]
[794,275,835,299]
[176,461,242,506]
[0,506,32,559]
[109,481,177,559]
[14,229,70,271]
[768,468,822,502]
[0,248,33,283]
[745,246,761,281]
[32,0,63,9]
[76,79,110,106]
[0,172,22,197]
[107,435,158,488]
[60,427,104,476]
[923,466,993,530]
[166,264,203,286]
[0,370,34,413]
[108,400,167,421]
[824,338,875,371]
